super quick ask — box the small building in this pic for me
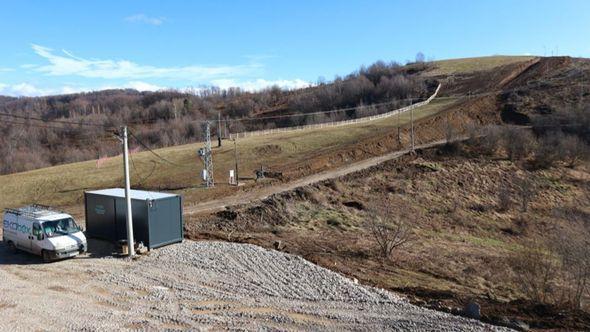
[84,188,183,249]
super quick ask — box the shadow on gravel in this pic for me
[0,238,116,265]
[0,240,44,265]
[81,238,118,259]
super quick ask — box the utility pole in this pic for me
[121,126,135,257]
[217,111,222,147]
[397,104,401,145]
[233,138,239,186]
[410,105,415,153]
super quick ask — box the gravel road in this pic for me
[0,239,509,331]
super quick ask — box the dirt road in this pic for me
[185,139,449,215]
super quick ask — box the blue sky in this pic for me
[0,0,589,96]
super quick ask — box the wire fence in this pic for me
[229,84,441,139]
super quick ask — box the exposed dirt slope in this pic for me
[186,146,590,330]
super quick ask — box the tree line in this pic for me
[0,61,432,174]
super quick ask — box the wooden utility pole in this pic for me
[410,105,415,153]
[121,126,135,257]
[217,111,222,147]
[397,105,401,145]
[233,138,239,186]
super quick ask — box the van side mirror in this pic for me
[37,233,44,241]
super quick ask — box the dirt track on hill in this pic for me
[184,139,451,215]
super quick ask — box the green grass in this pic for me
[426,55,537,76]
[0,98,457,214]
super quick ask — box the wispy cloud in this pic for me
[0,67,14,72]
[28,44,260,80]
[124,13,165,26]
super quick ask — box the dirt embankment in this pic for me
[186,145,590,331]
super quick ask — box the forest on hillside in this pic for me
[0,61,434,174]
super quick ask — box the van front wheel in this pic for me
[7,241,18,254]
[42,250,52,263]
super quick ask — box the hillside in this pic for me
[2,55,590,330]
[2,56,588,212]
[187,144,590,330]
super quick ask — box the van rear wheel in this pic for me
[42,250,52,263]
[7,241,18,254]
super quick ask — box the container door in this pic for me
[148,197,182,249]
[87,195,117,241]
[115,199,148,245]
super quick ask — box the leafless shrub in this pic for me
[366,205,415,261]
[503,127,537,161]
[533,133,561,169]
[534,131,590,168]
[475,125,503,156]
[497,184,512,212]
[509,242,558,304]
[560,134,590,167]
[552,229,590,310]
[514,175,537,212]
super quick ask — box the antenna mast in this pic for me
[199,121,214,188]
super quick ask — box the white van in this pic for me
[3,205,87,262]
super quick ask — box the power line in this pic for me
[1,118,81,130]
[0,111,113,129]
[2,119,116,143]
[127,130,191,168]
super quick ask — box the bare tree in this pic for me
[503,127,536,161]
[560,134,590,167]
[415,52,425,63]
[497,183,512,212]
[367,207,414,260]
[509,242,558,303]
[552,228,590,310]
[475,125,503,156]
[514,175,537,212]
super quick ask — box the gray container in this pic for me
[84,188,183,249]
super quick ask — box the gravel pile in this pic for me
[0,240,512,331]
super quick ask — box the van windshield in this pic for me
[42,218,80,237]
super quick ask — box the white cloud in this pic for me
[124,13,164,26]
[211,78,311,91]
[29,44,260,80]
[0,82,53,96]
[0,78,312,97]
[0,67,14,72]
[125,81,164,91]
[0,80,166,97]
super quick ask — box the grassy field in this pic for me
[0,98,458,215]
[425,55,537,76]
